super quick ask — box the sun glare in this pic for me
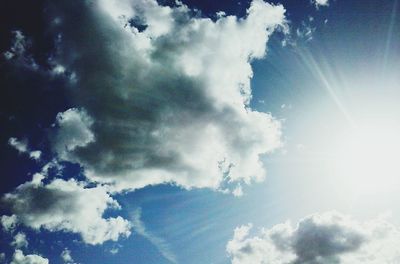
[334,124,400,194]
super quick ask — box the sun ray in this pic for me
[382,0,398,76]
[295,46,355,126]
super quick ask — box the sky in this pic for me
[0,0,400,263]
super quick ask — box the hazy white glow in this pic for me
[334,124,400,194]
[296,44,400,196]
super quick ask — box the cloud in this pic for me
[3,31,27,60]
[10,250,48,264]
[2,31,38,70]
[312,0,329,8]
[296,19,316,42]
[0,253,5,263]
[2,177,131,245]
[226,211,400,264]
[1,214,18,232]
[8,138,28,153]
[8,138,42,161]
[52,108,95,161]
[11,232,29,249]
[2,0,285,249]
[49,0,285,193]
[131,208,177,263]
[60,248,74,264]
[109,247,119,255]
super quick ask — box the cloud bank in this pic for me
[227,211,400,264]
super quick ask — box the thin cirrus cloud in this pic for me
[227,211,400,264]
[131,208,177,263]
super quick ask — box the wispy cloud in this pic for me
[8,137,42,161]
[131,208,177,264]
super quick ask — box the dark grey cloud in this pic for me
[290,215,364,263]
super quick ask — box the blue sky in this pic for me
[1,0,400,263]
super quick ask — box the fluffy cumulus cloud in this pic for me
[2,177,131,245]
[60,248,74,264]
[1,214,18,232]
[227,212,400,264]
[48,0,285,192]
[312,0,329,8]
[11,232,29,249]
[10,250,48,264]
[52,108,95,160]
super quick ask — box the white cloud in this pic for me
[312,0,329,8]
[0,253,5,263]
[2,177,131,245]
[11,232,28,249]
[109,248,119,255]
[8,138,28,153]
[8,138,42,161]
[60,248,74,263]
[3,31,26,60]
[3,31,38,70]
[232,184,244,197]
[1,214,18,232]
[10,250,48,264]
[29,151,42,160]
[50,0,285,193]
[52,108,95,160]
[227,211,400,264]
[52,64,66,75]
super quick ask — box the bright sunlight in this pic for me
[334,124,400,194]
